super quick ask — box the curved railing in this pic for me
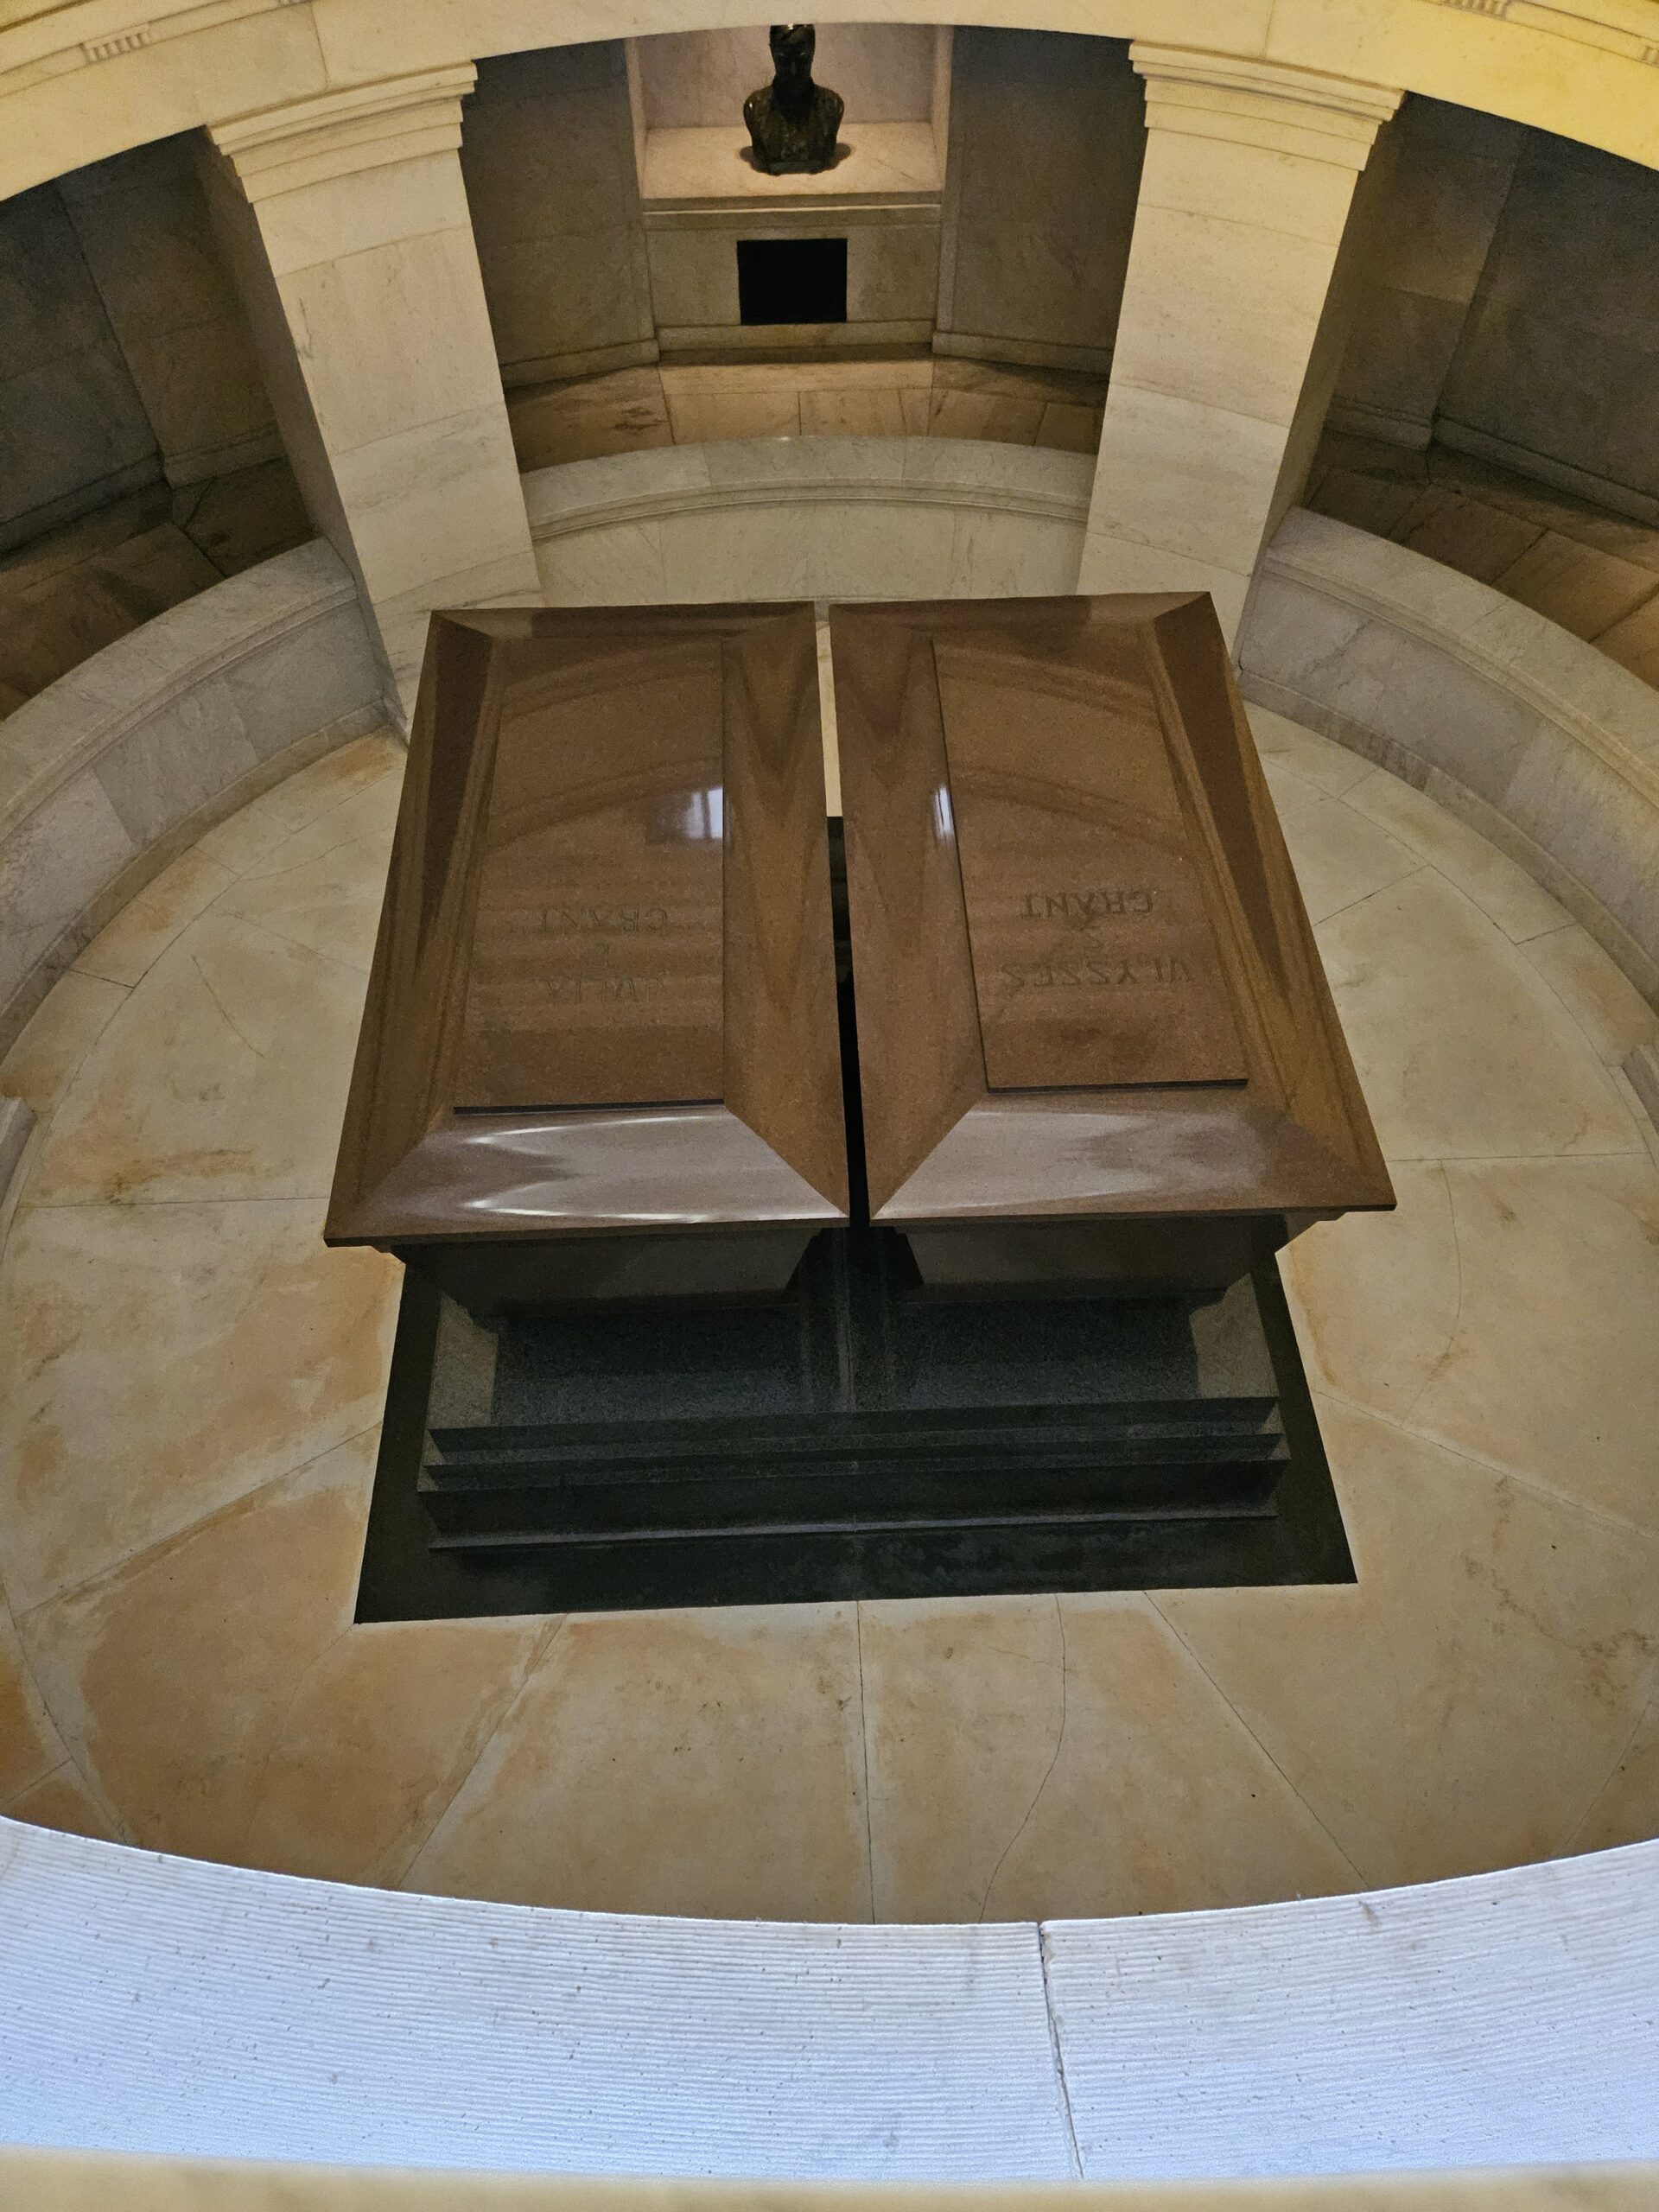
[1241,508,1659,1012]
[1,1817,1656,2177]
[0,539,383,1055]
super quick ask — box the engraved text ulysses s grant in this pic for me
[1004,887,1196,992]
[531,901,676,1008]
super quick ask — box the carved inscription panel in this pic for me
[455,638,726,1109]
[934,631,1247,1090]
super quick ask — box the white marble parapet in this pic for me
[0,1817,1656,2178]
[525,435,1093,607]
[1241,508,1659,1007]
[0,539,381,1052]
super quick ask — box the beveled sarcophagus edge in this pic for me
[326,603,849,1262]
[830,590,1394,1267]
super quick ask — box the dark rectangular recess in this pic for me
[737,237,848,325]
[353,1246,1353,1620]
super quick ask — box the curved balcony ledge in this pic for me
[1241,509,1659,1009]
[0,539,383,1054]
[1,1818,1655,2180]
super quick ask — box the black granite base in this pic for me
[354,1230,1353,1619]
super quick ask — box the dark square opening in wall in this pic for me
[737,237,848,326]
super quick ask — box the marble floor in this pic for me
[2,713,1658,1920]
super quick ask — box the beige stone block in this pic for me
[1244,702,1373,797]
[535,519,671,608]
[1594,590,1659,687]
[72,847,234,989]
[925,390,1042,446]
[1495,532,1659,645]
[663,389,802,444]
[1075,531,1252,639]
[204,729,402,855]
[1109,205,1346,425]
[847,220,941,325]
[0,1600,63,1805]
[1568,1695,1659,1855]
[1282,1160,1461,1423]
[237,1609,556,1885]
[0,1198,396,1613]
[932,357,1107,405]
[213,787,396,977]
[1343,766,1568,942]
[1033,401,1101,455]
[256,151,470,279]
[1400,491,1547,584]
[1315,868,1633,1160]
[1522,924,1659,1068]
[0,1761,117,1841]
[1276,791,1421,925]
[861,1593,1357,1922]
[118,319,279,479]
[1158,1396,1659,1886]
[1137,127,1357,248]
[1287,1152,1659,1534]
[332,407,535,608]
[1090,384,1289,574]
[508,385,672,473]
[1370,137,1518,303]
[29,911,372,1207]
[798,388,908,438]
[900,387,932,437]
[645,228,739,333]
[280,231,506,455]
[20,1431,375,1862]
[403,1606,872,1921]
[0,970,128,1121]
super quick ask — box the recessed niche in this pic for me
[738,237,848,326]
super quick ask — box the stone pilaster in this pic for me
[203,67,538,723]
[1078,47,1402,640]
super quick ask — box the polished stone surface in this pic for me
[326,608,847,1266]
[2,711,1656,1912]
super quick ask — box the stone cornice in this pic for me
[207,64,475,199]
[1129,44,1403,168]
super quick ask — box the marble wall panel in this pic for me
[91,683,261,852]
[938,30,1142,371]
[224,602,382,762]
[1332,92,1523,446]
[0,772,137,1009]
[0,184,157,550]
[846,219,941,326]
[647,210,939,351]
[464,43,656,385]
[644,225,739,333]
[633,27,936,128]
[1439,128,1659,510]
[55,134,279,486]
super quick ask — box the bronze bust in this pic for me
[743,24,843,175]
